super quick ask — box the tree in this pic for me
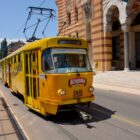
[1,38,8,58]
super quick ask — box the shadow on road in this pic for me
[42,103,116,128]
[90,103,116,121]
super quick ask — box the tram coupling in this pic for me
[72,105,93,120]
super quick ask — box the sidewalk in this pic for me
[0,96,20,140]
[0,84,27,140]
[94,71,140,95]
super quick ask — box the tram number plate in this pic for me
[74,89,83,99]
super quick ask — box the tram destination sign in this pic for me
[69,78,86,86]
[58,39,82,45]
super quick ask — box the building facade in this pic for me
[8,41,25,55]
[55,0,140,71]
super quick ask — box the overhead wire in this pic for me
[12,23,25,39]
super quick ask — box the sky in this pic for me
[0,0,58,42]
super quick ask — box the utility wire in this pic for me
[12,22,26,39]
[39,0,47,7]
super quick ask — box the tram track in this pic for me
[1,81,140,140]
[50,104,140,139]
[76,105,140,138]
[52,123,79,140]
[46,106,97,140]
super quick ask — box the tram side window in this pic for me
[14,56,16,63]
[10,58,12,64]
[18,54,22,72]
[18,54,20,62]
[42,49,53,72]
[11,57,13,71]
[0,63,2,79]
[12,57,13,65]
[33,53,36,62]
[25,54,29,74]
[0,63,2,71]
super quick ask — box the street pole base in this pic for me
[124,68,130,72]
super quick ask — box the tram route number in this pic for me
[74,89,83,99]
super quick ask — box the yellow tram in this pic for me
[0,37,95,115]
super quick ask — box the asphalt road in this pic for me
[0,82,140,140]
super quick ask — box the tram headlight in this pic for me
[57,89,66,96]
[88,86,94,92]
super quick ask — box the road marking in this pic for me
[91,107,140,127]
[112,115,140,127]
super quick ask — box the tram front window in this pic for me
[42,49,54,72]
[52,48,92,73]
[42,48,92,73]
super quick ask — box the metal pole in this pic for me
[124,32,130,71]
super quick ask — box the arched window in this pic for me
[67,12,71,25]
[66,0,71,25]
[74,0,79,22]
[75,7,78,22]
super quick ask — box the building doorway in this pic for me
[105,5,122,70]
[112,36,121,70]
[135,32,140,68]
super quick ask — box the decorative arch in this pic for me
[106,6,119,24]
[103,0,128,32]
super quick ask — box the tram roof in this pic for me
[1,36,88,60]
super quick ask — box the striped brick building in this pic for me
[55,0,140,71]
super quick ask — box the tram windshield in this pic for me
[42,48,92,73]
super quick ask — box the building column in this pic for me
[122,25,130,71]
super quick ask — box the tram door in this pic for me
[2,62,4,81]
[8,59,12,87]
[25,51,40,110]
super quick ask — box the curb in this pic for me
[94,83,140,96]
[0,89,30,140]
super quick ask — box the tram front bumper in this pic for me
[39,95,95,115]
[39,94,95,105]
[58,95,94,105]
